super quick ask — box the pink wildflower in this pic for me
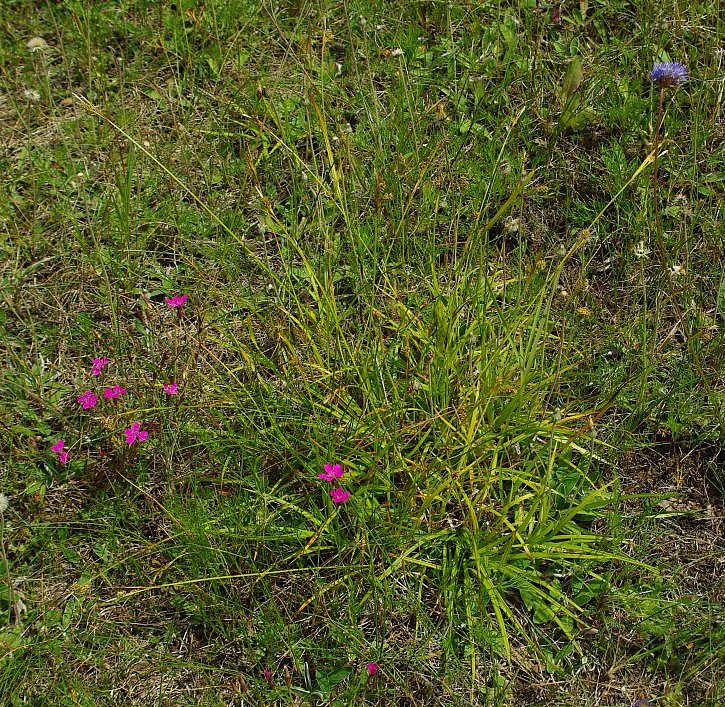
[90,356,110,376]
[164,294,188,308]
[330,488,350,504]
[318,463,344,482]
[124,422,148,445]
[51,439,69,464]
[77,390,98,409]
[162,382,179,396]
[51,439,65,453]
[366,662,379,677]
[103,385,128,399]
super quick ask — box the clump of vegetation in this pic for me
[1,1,723,705]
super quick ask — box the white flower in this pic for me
[0,493,9,513]
[26,37,49,52]
[634,240,650,259]
[24,88,41,102]
[504,216,520,233]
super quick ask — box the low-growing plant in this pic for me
[2,1,724,703]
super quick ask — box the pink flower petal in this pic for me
[90,357,110,376]
[57,451,69,465]
[164,294,188,308]
[51,439,65,452]
[319,463,344,482]
[103,385,128,399]
[77,391,98,409]
[124,422,148,445]
[366,662,378,677]
[330,488,350,504]
[323,463,344,479]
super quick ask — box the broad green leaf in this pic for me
[561,57,583,104]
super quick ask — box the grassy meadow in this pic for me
[1,0,724,704]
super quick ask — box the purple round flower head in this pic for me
[650,61,688,88]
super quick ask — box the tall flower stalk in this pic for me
[649,61,688,267]
[647,61,723,435]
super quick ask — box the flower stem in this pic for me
[652,85,666,269]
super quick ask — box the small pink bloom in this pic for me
[124,421,148,445]
[318,463,344,482]
[103,385,128,399]
[366,662,379,677]
[164,294,188,308]
[90,356,110,376]
[162,382,179,396]
[330,488,350,504]
[51,439,65,453]
[77,390,98,409]
[52,438,69,464]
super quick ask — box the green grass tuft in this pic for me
[1,0,723,704]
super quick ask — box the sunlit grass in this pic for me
[0,0,723,704]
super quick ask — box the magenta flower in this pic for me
[51,439,65,453]
[124,422,148,445]
[164,294,188,308]
[51,439,69,464]
[318,463,344,481]
[77,390,98,409]
[90,356,110,376]
[330,488,350,504]
[162,382,179,396]
[366,662,379,677]
[104,385,128,399]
